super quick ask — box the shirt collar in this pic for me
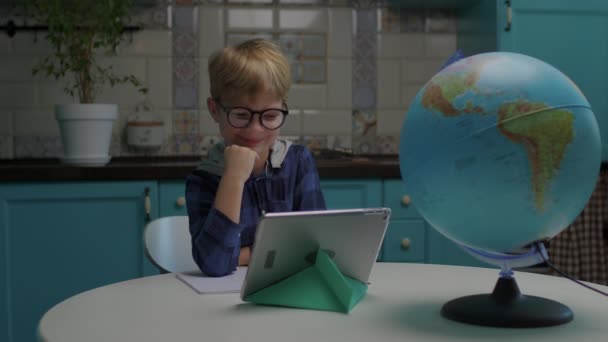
[196,139,292,176]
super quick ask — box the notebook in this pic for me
[176,267,247,294]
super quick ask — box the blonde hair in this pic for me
[208,39,291,102]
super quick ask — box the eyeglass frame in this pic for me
[214,99,289,130]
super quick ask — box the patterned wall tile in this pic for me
[380,8,401,33]
[227,8,273,29]
[279,0,325,4]
[279,8,328,30]
[199,135,221,156]
[227,0,272,4]
[353,32,376,87]
[133,2,172,30]
[0,135,13,159]
[280,135,302,145]
[174,83,199,109]
[352,134,397,155]
[379,8,456,34]
[173,32,198,56]
[352,86,376,109]
[348,1,387,10]
[173,4,200,114]
[174,57,198,82]
[352,109,377,136]
[109,132,123,157]
[401,9,426,33]
[173,110,200,135]
[174,5,198,30]
[301,35,326,57]
[300,61,326,83]
[353,10,378,97]
[375,134,398,154]
[426,10,457,33]
[352,135,375,154]
[14,136,62,158]
[327,135,352,150]
[290,62,303,83]
[226,33,273,47]
[352,7,377,144]
[171,133,202,155]
[279,34,300,58]
[302,135,328,152]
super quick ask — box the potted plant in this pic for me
[24,0,147,165]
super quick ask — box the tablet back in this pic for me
[241,208,391,299]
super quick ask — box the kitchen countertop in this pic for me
[0,155,401,181]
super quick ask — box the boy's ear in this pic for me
[207,97,221,123]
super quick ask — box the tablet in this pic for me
[240,208,391,299]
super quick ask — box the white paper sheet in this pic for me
[176,267,247,294]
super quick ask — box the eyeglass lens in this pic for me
[228,108,285,129]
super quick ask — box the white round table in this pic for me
[38,263,608,342]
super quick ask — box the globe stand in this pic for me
[440,242,573,328]
[441,274,573,327]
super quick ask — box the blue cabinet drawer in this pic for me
[159,181,187,217]
[382,219,426,262]
[320,179,382,209]
[383,179,420,219]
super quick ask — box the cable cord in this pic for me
[534,242,608,297]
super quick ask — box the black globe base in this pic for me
[441,276,573,328]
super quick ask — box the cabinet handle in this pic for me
[176,196,186,207]
[401,195,411,206]
[504,0,512,32]
[144,187,151,222]
[401,238,411,249]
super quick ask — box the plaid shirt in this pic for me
[186,144,326,276]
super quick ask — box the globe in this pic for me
[400,52,602,255]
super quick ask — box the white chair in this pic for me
[143,216,199,273]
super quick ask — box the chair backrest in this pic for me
[143,216,199,273]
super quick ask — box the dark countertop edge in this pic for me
[0,157,401,181]
[3,157,605,182]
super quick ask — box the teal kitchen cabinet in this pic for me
[159,180,188,217]
[426,228,488,267]
[381,179,426,262]
[163,179,386,215]
[381,179,487,267]
[0,181,158,342]
[320,179,383,260]
[320,179,383,209]
[458,0,608,159]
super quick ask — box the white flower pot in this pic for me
[55,104,118,166]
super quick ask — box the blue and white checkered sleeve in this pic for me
[186,172,244,277]
[293,147,326,211]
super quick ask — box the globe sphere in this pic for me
[399,52,601,254]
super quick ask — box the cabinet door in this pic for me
[381,179,427,262]
[159,181,188,217]
[427,228,489,268]
[500,0,608,159]
[0,181,158,342]
[320,179,383,209]
[382,179,488,266]
[383,179,420,218]
[382,219,426,262]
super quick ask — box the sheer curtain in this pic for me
[549,169,608,285]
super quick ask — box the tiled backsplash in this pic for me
[0,0,456,159]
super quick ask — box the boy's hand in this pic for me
[223,145,258,183]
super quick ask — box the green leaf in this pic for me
[22,0,140,103]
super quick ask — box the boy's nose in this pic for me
[247,114,266,131]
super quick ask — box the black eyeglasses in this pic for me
[215,100,289,130]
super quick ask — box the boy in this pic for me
[186,39,326,277]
